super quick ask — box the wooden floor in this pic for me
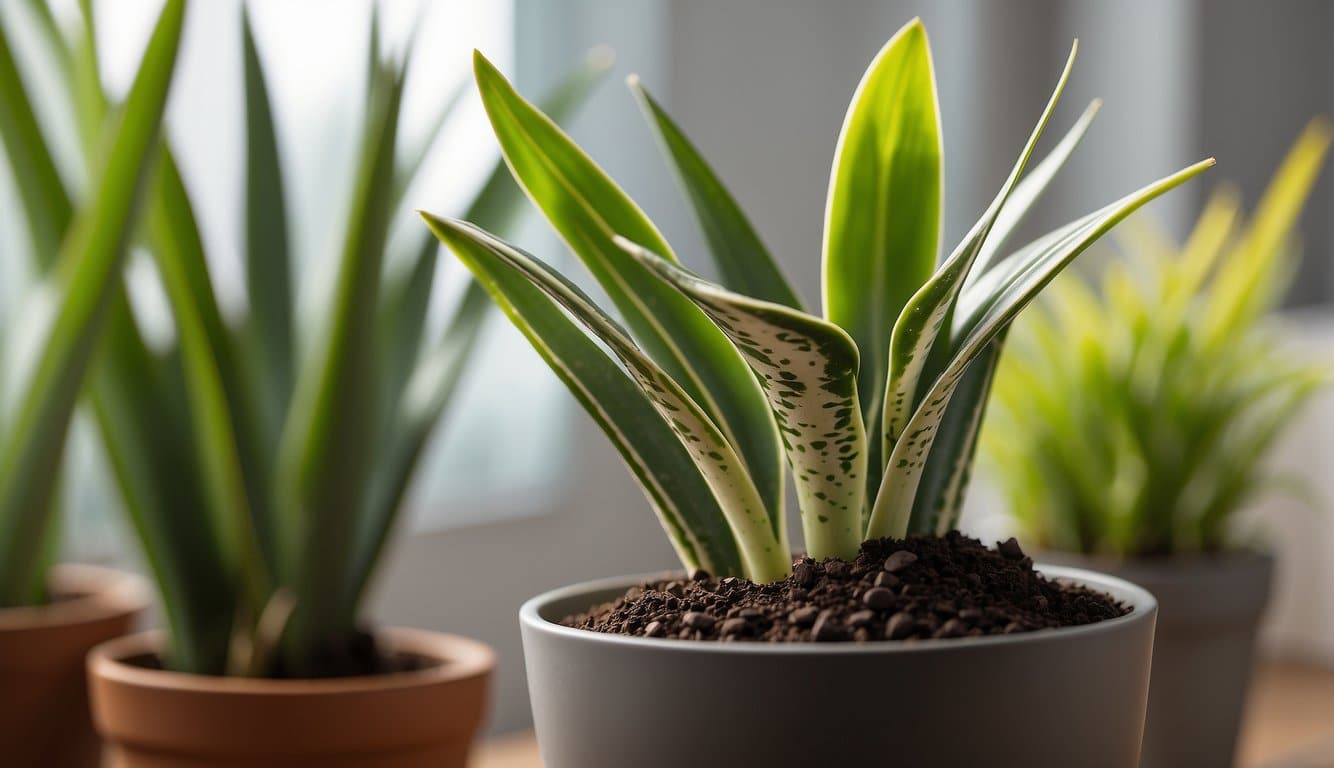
[475,661,1334,768]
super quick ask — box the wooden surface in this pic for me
[473,661,1334,768]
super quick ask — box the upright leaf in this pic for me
[378,50,615,448]
[822,18,942,503]
[628,77,802,309]
[146,149,270,618]
[882,43,1077,464]
[0,0,187,604]
[276,63,404,667]
[0,16,73,264]
[618,237,864,560]
[868,158,1215,539]
[242,5,294,447]
[1203,119,1332,345]
[472,51,786,538]
[968,99,1102,282]
[357,54,616,607]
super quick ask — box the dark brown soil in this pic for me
[271,628,433,678]
[132,628,433,679]
[562,533,1128,642]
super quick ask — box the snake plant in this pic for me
[424,18,1213,583]
[5,0,607,674]
[984,120,1331,557]
[0,0,183,607]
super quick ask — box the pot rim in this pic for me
[0,563,149,631]
[520,563,1156,655]
[88,626,495,696]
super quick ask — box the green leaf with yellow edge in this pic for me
[423,214,745,577]
[870,158,1216,539]
[617,236,863,560]
[823,18,942,502]
[426,216,788,582]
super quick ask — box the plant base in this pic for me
[565,534,1127,641]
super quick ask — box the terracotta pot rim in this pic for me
[0,563,150,632]
[521,563,1157,656]
[89,627,494,696]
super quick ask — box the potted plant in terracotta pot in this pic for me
[423,18,1212,767]
[0,0,177,762]
[982,120,1331,768]
[6,2,610,765]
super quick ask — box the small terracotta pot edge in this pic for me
[88,626,495,695]
[0,564,150,633]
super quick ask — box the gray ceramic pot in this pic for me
[1041,550,1272,768]
[520,565,1157,768]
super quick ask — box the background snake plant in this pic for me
[0,0,606,675]
[0,0,182,608]
[984,120,1331,557]
[426,18,1212,583]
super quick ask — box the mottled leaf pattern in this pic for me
[617,237,863,560]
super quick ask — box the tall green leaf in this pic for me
[276,62,404,667]
[0,15,73,263]
[618,237,864,560]
[0,0,187,604]
[145,149,270,619]
[822,18,942,504]
[241,5,294,452]
[356,53,615,607]
[628,77,802,309]
[472,50,785,540]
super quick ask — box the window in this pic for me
[0,0,568,564]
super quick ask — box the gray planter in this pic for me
[1042,550,1273,768]
[520,565,1157,768]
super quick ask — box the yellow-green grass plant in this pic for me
[984,120,1332,557]
[0,0,183,608]
[2,0,608,675]
[424,19,1213,583]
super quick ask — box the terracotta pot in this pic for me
[0,564,149,768]
[521,565,1157,768]
[88,627,494,767]
[1042,549,1273,768]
